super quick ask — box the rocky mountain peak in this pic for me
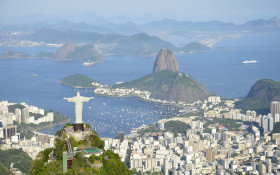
[53,43,76,60]
[153,48,179,73]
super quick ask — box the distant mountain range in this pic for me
[16,29,209,56]
[0,43,104,63]
[1,17,279,34]
[1,17,279,56]
[235,79,280,114]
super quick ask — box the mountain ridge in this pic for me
[20,29,210,56]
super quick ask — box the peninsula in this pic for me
[112,48,211,103]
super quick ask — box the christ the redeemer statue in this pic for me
[64,92,93,131]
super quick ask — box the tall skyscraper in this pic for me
[271,101,280,122]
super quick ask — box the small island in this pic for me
[60,73,100,88]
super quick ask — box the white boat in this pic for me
[83,61,95,66]
[242,60,258,64]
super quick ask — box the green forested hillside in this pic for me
[113,70,211,102]
[0,149,32,174]
[60,74,96,88]
[30,123,131,175]
[235,79,280,114]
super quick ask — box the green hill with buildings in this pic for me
[235,79,280,114]
[113,70,211,103]
[29,123,131,175]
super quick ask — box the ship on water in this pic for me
[242,60,258,64]
[83,61,95,66]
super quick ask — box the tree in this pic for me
[37,147,53,162]
[90,133,104,149]
[30,160,62,175]
[53,138,67,161]
[164,121,191,136]
[29,159,44,175]
[269,122,280,136]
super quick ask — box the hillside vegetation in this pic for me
[235,79,280,114]
[0,149,32,174]
[60,74,96,88]
[30,124,131,175]
[113,70,211,102]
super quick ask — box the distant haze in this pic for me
[0,0,280,25]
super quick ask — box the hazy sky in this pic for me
[1,0,280,24]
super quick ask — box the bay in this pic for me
[0,33,279,137]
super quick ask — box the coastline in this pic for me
[30,117,71,135]
[60,81,96,89]
[59,83,186,107]
[92,91,182,107]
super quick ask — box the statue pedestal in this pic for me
[74,123,84,131]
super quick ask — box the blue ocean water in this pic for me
[0,54,178,137]
[0,33,279,137]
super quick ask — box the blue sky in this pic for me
[0,0,280,24]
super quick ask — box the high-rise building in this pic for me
[267,159,272,173]
[275,113,280,123]
[262,116,268,133]
[15,108,21,123]
[259,163,266,174]
[3,125,17,139]
[271,101,280,122]
[268,115,274,131]
[21,108,29,123]
[164,159,169,175]
[205,149,215,161]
